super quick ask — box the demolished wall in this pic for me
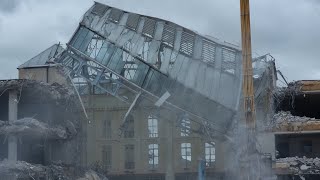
[0,79,88,179]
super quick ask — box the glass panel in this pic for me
[73,27,89,50]
[101,43,115,66]
[96,41,109,63]
[132,60,149,87]
[107,48,125,74]
[143,69,168,96]
[70,27,83,46]
[79,30,94,53]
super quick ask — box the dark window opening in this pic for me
[276,134,320,158]
[0,135,8,160]
[0,91,9,121]
[18,137,45,165]
[277,93,320,119]
[276,142,289,158]
[302,141,312,154]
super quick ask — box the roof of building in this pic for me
[18,44,64,69]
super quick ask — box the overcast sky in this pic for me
[0,0,319,83]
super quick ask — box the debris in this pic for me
[277,157,320,174]
[0,118,69,139]
[300,164,309,170]
[77,170,108,180]
[269,111,320,131]
[0,160,107,180]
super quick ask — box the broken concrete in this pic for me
[270,111,320,132]
[277,157,320,174]
[0,160,108,180]
[0,118,73,139]
[0,79,87,179]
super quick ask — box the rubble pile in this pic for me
[269,111,320,131]
[0,118,71,139]
[277,157,320,174]
[0,160,108,180]
[274,111,318,123]
[0,79,74,100]
[0,160,46,178]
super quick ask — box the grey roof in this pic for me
[18,44,64,69]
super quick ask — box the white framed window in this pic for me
[205,142,215,167]
[180,118,191,137]
[181,143,191,167]
[148,144,159,168]
[124,115,134,138]
[102,145,112,169]
[148,115,158,138]
[125,144,135,169]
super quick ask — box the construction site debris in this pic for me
[274,111,318,123]
[0,118,69,139]
[0,160,46,178]
[0,79,74,100]
[277,157,320,174]
[269,111,320,131]
[0,160,108,180]
[77,170,108,180]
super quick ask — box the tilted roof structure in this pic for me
[18,44,63,69]
[54,2,244,138]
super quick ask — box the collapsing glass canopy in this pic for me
[54,2,243,138]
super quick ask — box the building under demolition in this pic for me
[0,79,89,179]
[19,2,245,180]
[2,1,319,180]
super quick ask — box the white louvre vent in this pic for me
[202,39,216,65]
[162,25,175,47]
[180,31,195,56]
[108,8,123,23]
[126,13,140,31]
[142,18,156,38]
[91,4,109,17]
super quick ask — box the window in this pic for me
[148,144,159,168]
[181,143,191,167]
[124,115,134,138]
[102,119,111,139]
[148,116,158,138]
[102,145,112,169]
[205,142,215,167]
[180,117,191,137]
[302,141,312,154]
[125,144,135,169]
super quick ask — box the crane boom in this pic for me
[241,0,255,132]
[240,0,259,179]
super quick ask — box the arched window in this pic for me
[180,117,191,137]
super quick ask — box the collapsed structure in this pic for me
[272,81,320,180]
[0,80,88,179]
[3,1,319,180]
